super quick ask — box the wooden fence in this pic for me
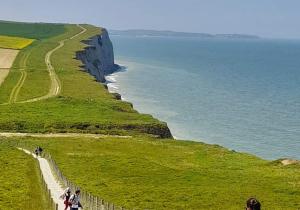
[17,142,126,210]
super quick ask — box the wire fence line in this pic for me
[16,142,126,210]
[46,153,126,210]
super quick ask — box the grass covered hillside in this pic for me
[0,143,49,210]
[0,20,65,40]
[0,35,34,49]
[0,23,170,137]
[16,136,300,210]
[0,20,299,210]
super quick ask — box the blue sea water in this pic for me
[108,35,300,160]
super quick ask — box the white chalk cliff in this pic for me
[76,29,119,82]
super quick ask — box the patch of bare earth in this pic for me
[0,69,9,85]
[0,48,19,86]
[281,159,300,166]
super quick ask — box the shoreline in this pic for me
[76,29,298,162]
[104,60,299,163]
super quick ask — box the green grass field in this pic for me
[0,20,299,210]
[0,143,49,210]
[0,20,65,40]
[0,24,170,137]
[15,136,300,210]
[0,35,34,49]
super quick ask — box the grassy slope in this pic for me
[0,20,65,40]
[1,20,299,209]
[19,137,300,210]
[16,25,81,101]
[0,143,49,210]
[0,22,67,102]
[0,35,34,49]
[0,24,169,137]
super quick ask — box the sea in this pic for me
[107,35,300,160]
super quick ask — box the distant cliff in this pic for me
[110,29,260,39]
[76,29,119,83]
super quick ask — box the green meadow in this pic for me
[0,143,49,210]
[0,23,169,137]
[14,136,300,210]
[0,20,299,210]
[0,20,65,39]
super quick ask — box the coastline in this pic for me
[77,29,299,162]
[104,58,299,163]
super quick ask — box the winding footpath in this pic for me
[18,148,65,210]
[8,25,89,209]
[7,50,32,104]
[6,25,98,209]
[6,24,87,104]
[21,24,87,103]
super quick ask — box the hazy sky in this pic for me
[1,0,300,39]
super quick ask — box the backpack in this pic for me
[68,194,82,208]
[68,194,75,207]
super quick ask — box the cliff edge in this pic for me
[75,27,172,138]
[76,28,119,82]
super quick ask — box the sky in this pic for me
[1,0,300,39]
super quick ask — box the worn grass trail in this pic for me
[8,50,31,103]
[14,24,87,104]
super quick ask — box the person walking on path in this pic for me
[34,147,39,157]
[35,146,43,157]
[60,187,71,210]
[246,197,261,210]
[38,146,43,156]
[69,189,83,210]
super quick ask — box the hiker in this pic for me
[246,197,261,210]
[69,189,83,210]
[34,148,39,157]
[38,146,43,156]
[60,187,71,210]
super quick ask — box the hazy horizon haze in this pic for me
[1,0,300,39]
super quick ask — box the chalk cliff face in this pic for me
[76,29,119,82]
[76,28,173,138]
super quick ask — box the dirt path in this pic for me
[20,24,87,103]
[6,24,86,104]
[0,132,131,139]
[8,49,32,103]
[18,148,65,210]
[70,24,87,40]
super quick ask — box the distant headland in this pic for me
[109,29,260,39]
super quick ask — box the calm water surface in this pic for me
[108,35,300,160]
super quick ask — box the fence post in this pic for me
[93,194,95,210]
[48,189,51,200]
[101,199,104,210]
[96,197,98,210]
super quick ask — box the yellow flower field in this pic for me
[0,35,34,49]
